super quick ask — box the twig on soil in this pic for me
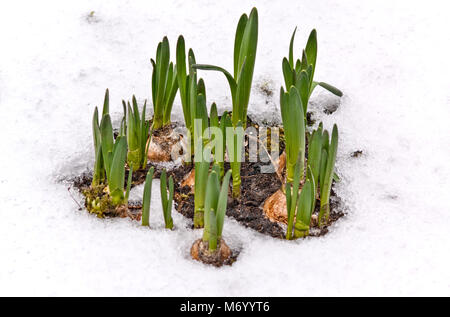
[67,186,83,210]
[247,134,284,183]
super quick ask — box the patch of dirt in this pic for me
[306,111,316,126]
[351,150,363,158]
[227,161,285,238]
[170,164,195,220]
[258,81,274,98]
[323,100,340,114]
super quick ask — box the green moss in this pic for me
[82,184,114,218]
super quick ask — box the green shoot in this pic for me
[319,124,338,227]
[202,169,232,252]
[88,89,133,214]
[308,122,323,193]
[101,123,131,206]
[142,167,155,227]
[194,143,210,228]
[286,156,314,240]
[293,178,313,239]
[107,136,127,205]
[91,89,110,186]
[282,28,342,122]
[124,96,150,171]
[225,117,244,198]
[92,107,104,186]
[193,95,231,226]
[101,88,109,116]
[209,104,228,179]
[119,101,126,137]
[217,111,228,180]
[176,35,205,144]
[160,169,174,229]
[100,114,114,182]
[193,92,210,228]
[193,7,258,128]
[280,86,305,184]
[151,37,179,130]
[286,155,302,239]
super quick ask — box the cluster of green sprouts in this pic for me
[89,89,133,213]
[193,93,231,227]
[151,37,179,130]
[282,28,342,122]
[284,122,338,239]
[123,96,150,171]
[141,167,174,229]
[286,159,315,239]
[192,8,258,199]
[202,168,232,252]
[280,28,341,239]
[176,35,203,148]
[85,7,343,251]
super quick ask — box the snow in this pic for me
[1,0,450,296]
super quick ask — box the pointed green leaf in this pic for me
[166,175,174,229]
[102,89,109,116]
[322,125,338,197]
[208,209,218,251]
[282,57,294,90]
[301,50,308,71]
[305,29,317,78]
[109,137,127,204]
[297,179,313,226]
[295,70,310,117]
[210,103,219,129]
[160,169,168,210]
[308,127,323,189]
[92,107,100,153]
[142,167,154,227]
[176,35,187,104]
[289,27,297,68]
[234,14,248,78]
[100,114,114,178]
[203,168,220,242]
[216,169,231,239]
[125,166,133,204]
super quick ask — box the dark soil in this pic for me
[227,161,285,238]
[170,160,344,239]
[351,150,363,158]
[257,82,274,98]
[306,111,316,126]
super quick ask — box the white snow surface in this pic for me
[1,0,450,296]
